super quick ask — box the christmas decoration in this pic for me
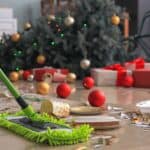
[47,14,56,21]
[18,70,24,79]
[80,59,91,70]
[23,70,31,80]
[0,0,136,77]
[64,15,75,26]
[9,71,19,82]
[88,90,106,107]
[66,73,76,83]
[111,14,120,25]
[11,33,21,42]
[24,22,32,30]
[36,81,50,95]
[56,83,71,98]
[123,75,134,87]
[36,54,46,65]
[82,77,94,89]
[27,74,34,82]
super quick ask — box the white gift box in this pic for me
[124,62,150,70]
[91,68,132,86]
[0,8,13,19]
[0,19,17,36]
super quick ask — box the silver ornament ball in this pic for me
[64,15,75,26]
[27,74,34,82]
[80,59,91,69]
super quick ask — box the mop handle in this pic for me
[0,68,28,109]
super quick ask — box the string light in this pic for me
[15,67,20,71]
[51,41,55,46]
[60,33,64,38]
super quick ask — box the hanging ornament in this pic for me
[27,74,34,82]
[111,14,120,25]
[36,54,46,65]
[66,73,77,83]
[82,77,94,89]
[47,14,56,21]
[88,90,106,107]
[24,22,32,31]
[9,71,19,82]
[80,59,91,69]
[11,33,21,42]
[36,81,50,95]
[64,15,75,26]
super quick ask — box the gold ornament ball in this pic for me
[80,59,91,69]
[111,15,120,25]
[9,71,19,82]
[11,33,21,42]
[24,22,32,30]
[36,55,46,65]
[36,81,50,95]
[66,73,77,83]
[64,15,75,26]
[18,70,24,79]
[47,14,56,21]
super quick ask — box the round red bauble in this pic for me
[56,83,71,98]
[88,90,106,107]
[23,70,31,80]
[82,77,94,89]
[123,75,134,87]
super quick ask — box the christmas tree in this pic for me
[0,0,133,78]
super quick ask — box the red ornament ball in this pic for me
[56,83,71,98]
[88,90,106,107]
[123,75,134,87]
[82,77,94,89]
[23,70,31,80]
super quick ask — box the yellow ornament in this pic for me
[24,22,32,30]
[11,33,21,42]
[9,71,19,82]
[18,70,24,79]
[66,73,77,83]
[36,55,46,65]
[111,15,120,25]
[36,81,50,95]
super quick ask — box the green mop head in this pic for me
[0,68,93,146]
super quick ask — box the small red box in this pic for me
[133,69,150,88]
[32,67,69,81]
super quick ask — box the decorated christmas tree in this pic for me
[0,0,134,78]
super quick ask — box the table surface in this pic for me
[0,81,150,150]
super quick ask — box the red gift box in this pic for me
[32,67,69,81]
[133,69,150,88]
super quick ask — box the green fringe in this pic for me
[0,112,93,146]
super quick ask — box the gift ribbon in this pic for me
[104,64,132,87]
[125,58,145,69]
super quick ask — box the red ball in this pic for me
[23,70,31,80]
[123,75,134,87]
[88,90,106,107]
[56,83,71,98]
[82,77,94,89]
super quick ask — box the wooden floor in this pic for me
[0,81,150,150]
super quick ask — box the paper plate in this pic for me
[71,106,102,115]
[136,100,150,113]
[66,115,120,129]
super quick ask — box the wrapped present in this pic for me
[32,67,69,82]
[133,69,150,88]
[91,64,132,87]
[124,58,150,70]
